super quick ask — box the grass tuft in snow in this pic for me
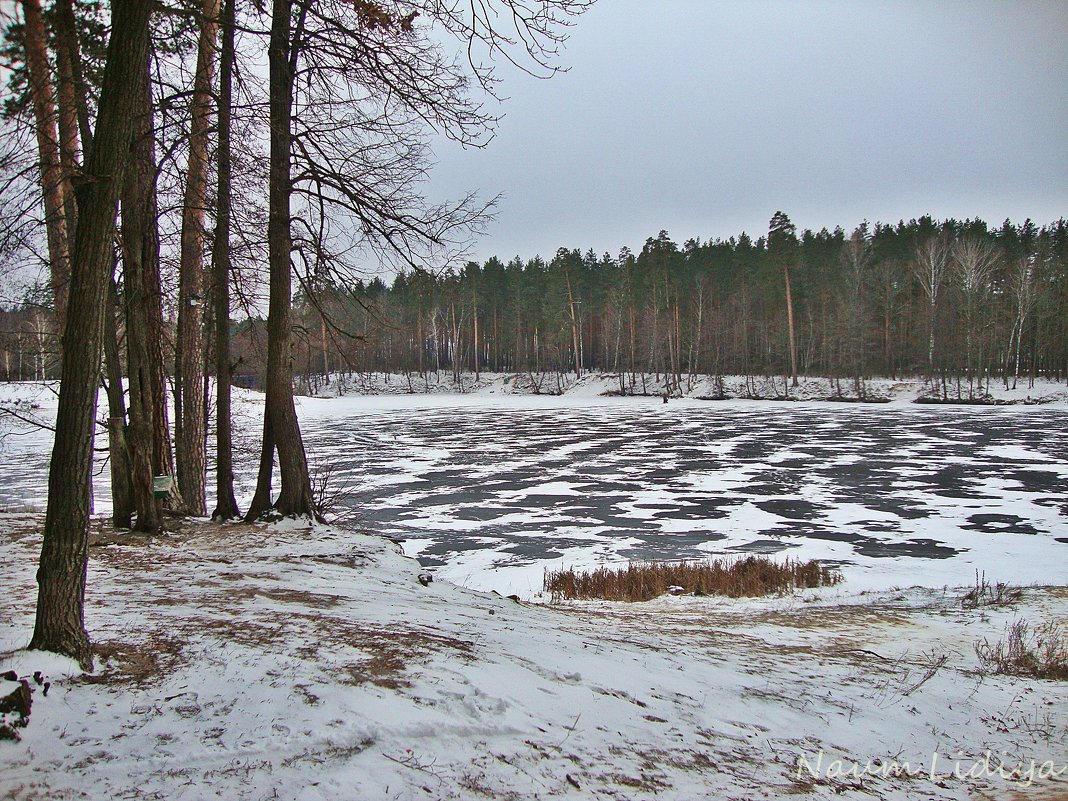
[960,570,1023,609]
[544,555,842,602]
[975,619,1068,681]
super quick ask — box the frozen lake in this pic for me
[2,388,1065,597]
[297,396,1068,596]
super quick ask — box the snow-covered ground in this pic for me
[1,378,1066,799]
[1,516,1066,800]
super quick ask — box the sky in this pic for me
[424,0,1068,264]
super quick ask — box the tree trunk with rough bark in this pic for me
[30,0,152,669]
[21,0,71,337]
[51,0,92,149]
[102,282,135,528]
[121,44,175,532]
[211,0,240,521]
[248,0,317,520]
[175,0,220,516]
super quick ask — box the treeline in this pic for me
[279,214,1068,394]
[5,212,1065,397]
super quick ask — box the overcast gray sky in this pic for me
[425,0,1068,263]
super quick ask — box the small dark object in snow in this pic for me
[0,678,32,739]
[507,594,521,603]
[42,682,50,697]
[417,572,433,587]
[0,681,31,719]
[566,774,581,789]
[0,671,16,683]
[662,395,668,404]
[32,672,43,686]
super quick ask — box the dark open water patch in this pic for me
[1010,470,1063,492]
[963,514,1041,536]
[755,499,826,520]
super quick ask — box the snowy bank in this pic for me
[303,371,1068,407]
[1,515,1065,800]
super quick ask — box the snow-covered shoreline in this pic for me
[300,371,1068,407]
[1,515,1065,800]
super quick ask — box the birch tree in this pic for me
[912,232,951,377]
[952,234,998,394]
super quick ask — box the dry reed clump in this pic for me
[975,619,1068,681]
[961,570,1023,609]
[544,555,842,602]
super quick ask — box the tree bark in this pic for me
[248,0,317,519]
[212,0,240,521]
[175,0,220,516]
[51,0,93,150]
[102,282,135,528]
[121,42,174,532]
[21,0,71,337]
[30,0,153,669]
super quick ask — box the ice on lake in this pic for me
[297,396,1068,596]
[2,387,1064,597]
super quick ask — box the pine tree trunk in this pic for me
[30,0,152,669]
[102,282,135,527]
[175,0,220,516]
[21,0,71,337]
[121,47,173,532]
[211,0,240,521]
[784,264,799,388]
[51,0,92,150]
[565,275,581,378]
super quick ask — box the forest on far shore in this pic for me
[254,213,1068,395]
[3,212,1067,396]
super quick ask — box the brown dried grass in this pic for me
[975,619,1068,681]
[80,637,185,686]
[544,555,842,602]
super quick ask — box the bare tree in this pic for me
[30,0,153,669]
[952,234,998,395]
[839,226,871,394]
[1006,256,1038,389]
[912,232,951,376]
[121,40,176,533]
[246,0,590,519]
[245,0,317,519]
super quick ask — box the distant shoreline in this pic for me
[297,371,1068,407]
